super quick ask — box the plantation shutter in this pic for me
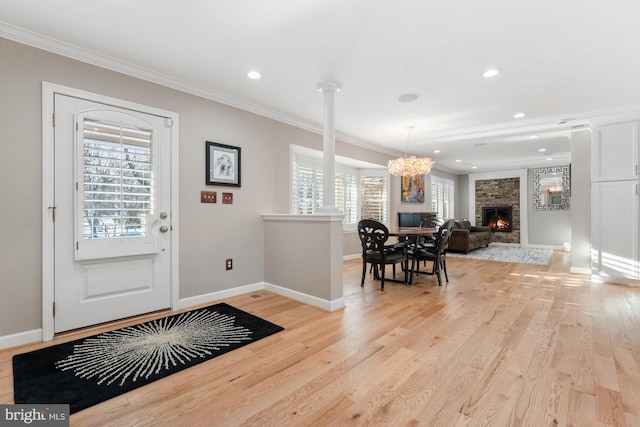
[81,118,153,239]
[75,111,162,261]
[295,166,315,214]
[431,176,455,219]
[361,174,387,223]
[291,151,390,227]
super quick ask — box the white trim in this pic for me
[468,169,528,246]
[2,280,346,349]
[177,283,265,310]
[0,23,401,158]
[0,329,42,350]
[591,272,640,287]
[264,283,345,312]
[570,267,592,275]
[262,213,344,222]
[41,82,180,341]
[41,83,55,342]
[343,254,361,261]
[181,280,347,313]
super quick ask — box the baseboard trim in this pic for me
[264,282,345,312]
[1,282,344,350]
[178,283,264,310]
[570,267,592,275]
[0,329,43,350]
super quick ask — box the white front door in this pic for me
[53,93,173,333]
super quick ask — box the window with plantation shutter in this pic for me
[360,174,387,223]
[81,118,154,239]
[336,172,358,226]
[294,166,316,215]
[291,149,388,229]
[430,175,455,220]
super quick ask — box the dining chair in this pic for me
[417,217,444,248]
[410,218,455,286]
[357,219,407,290]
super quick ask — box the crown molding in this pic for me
[0,22,400,158]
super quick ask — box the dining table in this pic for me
[387,226,436,285]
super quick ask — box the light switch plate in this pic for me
[222,192,233,204]
[201,191,216,203]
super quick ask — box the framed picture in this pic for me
[206,141,241,187]
[401,175,425,203]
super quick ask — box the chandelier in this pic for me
[387,127,435,176]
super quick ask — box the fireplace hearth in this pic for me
[482,206,513,232]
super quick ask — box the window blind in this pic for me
[360,175,387,223]
[431,176,455,219]
[81,118,153,239]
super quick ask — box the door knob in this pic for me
[159,226,169,233]
[159,212,168,219]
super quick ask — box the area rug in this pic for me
[448,245,553,265]
[13,303,283,414]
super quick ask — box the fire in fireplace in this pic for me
[482,206,513,232]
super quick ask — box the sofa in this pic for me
[448,219,492,253]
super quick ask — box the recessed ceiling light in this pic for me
[529,135,540,139]
[434,150,441,153]
[455,159,462,163]
[538,148,547,152]
[546,157,554,161]
[513,112,526,119]
[472,166,478,169]
[247,70,261,79]
[483,68,501,78]
[398,94,419,103]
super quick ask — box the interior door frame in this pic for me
[42,82,180,341]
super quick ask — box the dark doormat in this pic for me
[13,303,284,414]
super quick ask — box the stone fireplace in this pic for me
[475,177,521,244]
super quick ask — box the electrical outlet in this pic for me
[201,191,216,203]
[225,258,233,270]
[222,192,233,204]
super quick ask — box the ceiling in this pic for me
[2,0,640,173]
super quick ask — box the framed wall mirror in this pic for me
[533,166,570,211]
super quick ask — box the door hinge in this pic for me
[48,206,56,222]
[76,241,79,250]
[52,113,55,127]
[53,302,56,317]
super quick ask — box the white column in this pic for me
[317,81,342,213]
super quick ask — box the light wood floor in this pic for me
[2,252,640,426]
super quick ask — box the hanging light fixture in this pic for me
[387,126,435,176]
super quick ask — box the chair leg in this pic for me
[434,260,442,286]
[361,260,366,286]
[442,258,449,282]
[380,264,385,291]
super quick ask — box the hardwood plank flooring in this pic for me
[2,251,640,426]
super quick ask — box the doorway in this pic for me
[42,83,179,340]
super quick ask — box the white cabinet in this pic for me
[591,118,640,284]
[592,181,639,280]
[592,121,639,181]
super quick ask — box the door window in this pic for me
[81,117,154,240]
